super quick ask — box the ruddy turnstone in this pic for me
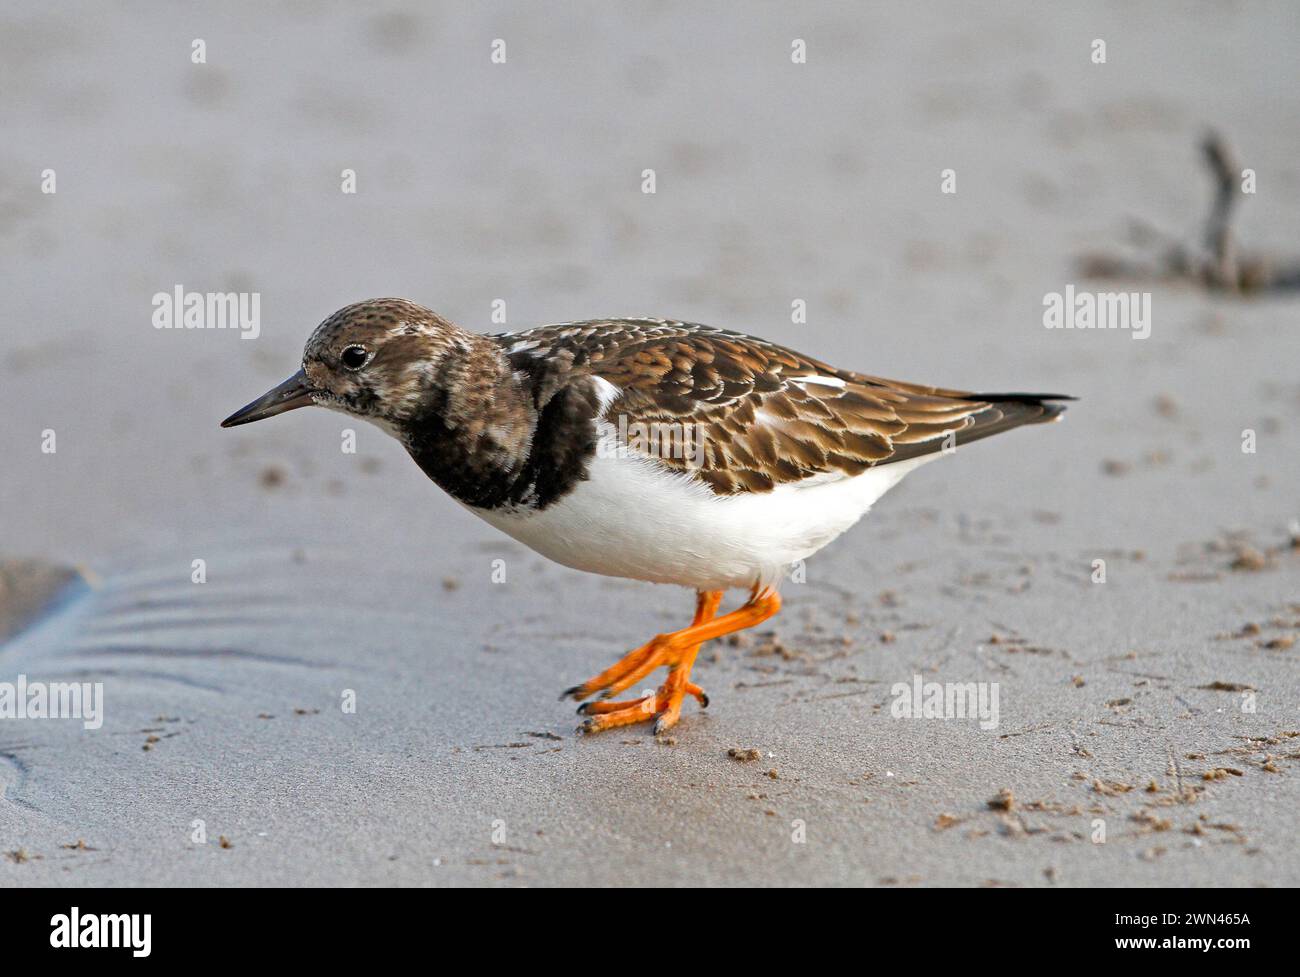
[222,299,1071,735]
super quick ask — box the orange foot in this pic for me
[564,587,782,736]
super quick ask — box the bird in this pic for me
[222,298,1072,736]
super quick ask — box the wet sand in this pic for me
[2,1,1298,886]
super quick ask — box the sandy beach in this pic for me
[2,1,1298,886]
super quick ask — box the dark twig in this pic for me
[1080,131,1300,293]
[1200,133,1239,286]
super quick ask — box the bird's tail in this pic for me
[971,391,1075,424]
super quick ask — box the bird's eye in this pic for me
[340,345,371,370]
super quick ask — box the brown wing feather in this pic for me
[498,319,1069,496]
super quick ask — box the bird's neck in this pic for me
[400,333,540,509]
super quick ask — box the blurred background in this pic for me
[2,1,1297,560]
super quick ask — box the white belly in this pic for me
[470,439,936,592]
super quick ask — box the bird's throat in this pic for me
[401,333,605,512]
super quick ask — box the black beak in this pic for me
[220,370,318,428]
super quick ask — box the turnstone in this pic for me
[222,299,1071,735]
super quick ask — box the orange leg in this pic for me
[568,587,782,736]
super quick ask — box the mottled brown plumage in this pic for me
[226,301,1069,511]
[498,318,1069,497]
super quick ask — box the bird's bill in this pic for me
[220,370,317,427]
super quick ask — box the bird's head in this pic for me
[220,298,468,434]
